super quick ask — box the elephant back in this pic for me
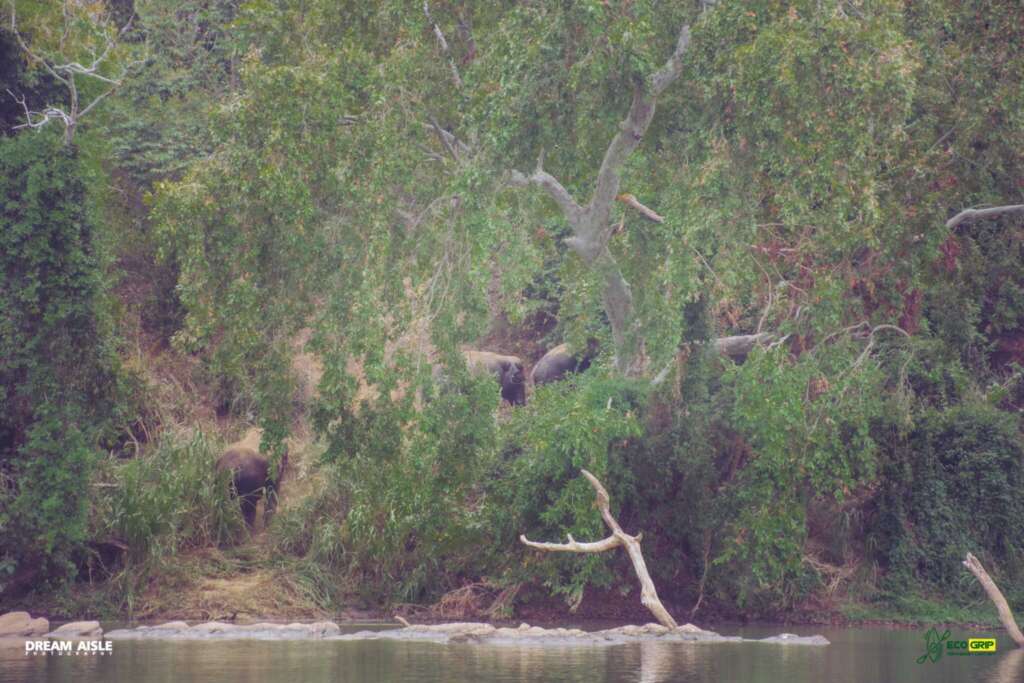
[216,447,270,495]
[531,343,580,385]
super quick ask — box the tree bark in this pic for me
[946,205,1024,230]
[963,552,1024,648]
[509,23,695,376]
[520,469,679,629]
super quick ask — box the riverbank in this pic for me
[8,557,1006,634]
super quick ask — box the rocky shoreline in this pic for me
[2,610,829,647]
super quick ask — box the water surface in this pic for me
[2,624,1019,682]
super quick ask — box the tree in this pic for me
[5,0,141,145]
[0,130,122,593]
[147,0,1024,612]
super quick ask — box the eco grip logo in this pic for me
[916,628,997,663]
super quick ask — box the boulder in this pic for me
[46,621,103,639]
[0,611,49,638]
[758,633,832,646]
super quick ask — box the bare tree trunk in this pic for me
[509,25,695,376]
[963,552,1024,648]
[520,469,679,629]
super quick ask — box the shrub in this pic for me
[0,131,123,594]
[871,402,1024,593]
[95,430,243,568]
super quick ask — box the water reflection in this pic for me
[990,648,1023,683]
[2,628,1022,683]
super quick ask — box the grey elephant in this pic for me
[216,431,288,528]
[530,342,596,386]
[463,350,527,405]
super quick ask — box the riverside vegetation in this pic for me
[1,0,1023,629]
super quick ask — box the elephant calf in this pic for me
[463,350,527,406]
[530,343,595,386]
[216,443,288,529]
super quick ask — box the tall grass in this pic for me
[92,431,244,586]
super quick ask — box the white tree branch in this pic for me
[963,552,1024,648]
[507,18,698,375]
[650,25,692,95]
[423,1,462,88]
[519,533,623,554]
[7,3,140,144]
[521,469,679,629]
[946,204,1024,230]
[587,23,692,243]
[508,157,584,224]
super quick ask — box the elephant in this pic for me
[530,342,596,386]
[463,350,527,406]
[216,436,288,529]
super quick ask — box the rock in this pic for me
[307,621,341,638]
[46,621,103,639]
[105,620,344,641]
[191,621,234,635]
[99,618,829,647]
[609,623,671,637]
[0,611,49,637]
[758,633,831,646]
[152,621,190,631]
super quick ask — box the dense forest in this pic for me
[1,0,1023,625]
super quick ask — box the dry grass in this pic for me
[395,581,520,622]
[125,546,328,622]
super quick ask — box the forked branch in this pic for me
[521,469,679,629]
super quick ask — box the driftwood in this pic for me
[520,469,678,629]
[963,552,1024,648]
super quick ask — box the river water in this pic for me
[2,624,1019,682]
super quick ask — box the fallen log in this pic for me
[963,552,1024,648]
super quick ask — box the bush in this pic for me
[871,402,1024,593]
[95,430,243,569]
[0,131,124,595]
[309,356,500,605]
[487,374,645,611]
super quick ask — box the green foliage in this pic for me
[104,0,240,186]
[718,344,887,608]
[871,402,1024,594]
[0,130,123,592]
[488,375,644,610]
[304,352,501,604]
[95,430,242,566]
[4,0,1022,622]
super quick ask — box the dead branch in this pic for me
[963,552,1024,648]
[851,324,910,370]
[616,193,665,223]
[690,530,712,618]
[713,333,773,358]
[946,205,1024,230]
[521,469,679,629]
[423,1,462,88]
[7,2,142,145]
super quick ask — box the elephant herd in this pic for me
[217,343,593,529]
[462,342,596,406]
